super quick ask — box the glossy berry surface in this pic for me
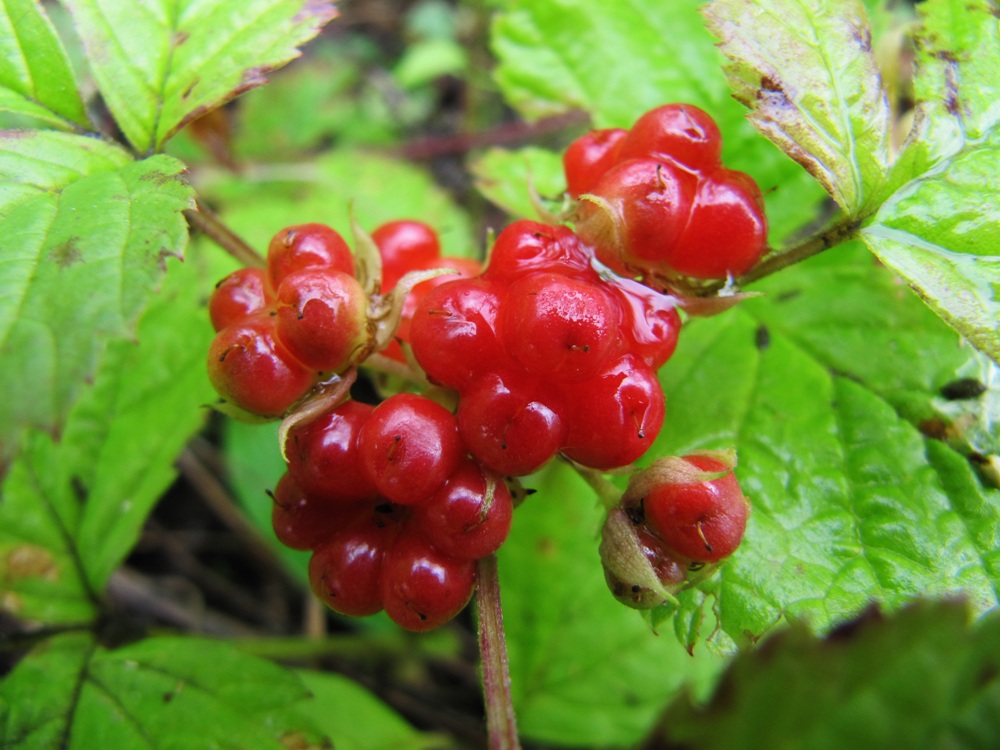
[206,314,314,417]
[372,219,441,291]
[358,393,464,505]
[380,531,477,632]
[617,103,722,170]
[642,455,749,563]
[274,268,369,371]
[484,220,594,282]
[563,128,627,198]
[209,267,270,332]
[267,223,354,291]
[270,473,355,551]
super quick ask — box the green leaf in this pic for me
[199,148,476,258]
[0,248,218,624]
[0,0,89,130]
[651,243,1000,648]
[703,0,891,216]
[293,670,448,750]
[861,135,1000,366]
[0,131,193,461]
[490,0,828,247]
[660,600,1000,750]
[498,461,725,747]
[0,634,324,749]
[469,146,566,221]
[63,0,337,154]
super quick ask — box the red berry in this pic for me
[209,267,270,332]
[484,221,595,282]
[412,460,513,560]
[562,354,665,470]
[358,394,464,505]
[267,223,354,291]
[410,277,507,389]
[668,168,768,279]
[380,531,476,631]
[641,455,749,563]
[207,314,314,417]
[458,369,567,477]
[270,473,359,551]
[309,510,401,617]
[617,103,722,171]
[607,275,682,369]
[500,272,622,382]
[371,220,441,291]
[274,268,370,371]
[285,400,378,504]
[563,128,628,198]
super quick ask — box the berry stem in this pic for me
[570,461,625,511]
[737,215,861,286]
[476,554,522,750]
[185,198,266,268]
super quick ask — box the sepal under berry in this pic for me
[599,507,683,609]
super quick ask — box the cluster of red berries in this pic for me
[600,453,750,609]
[567,103,767,284]
[205,102,761,631]
[274,394,512,631]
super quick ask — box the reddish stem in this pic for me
[477,555,521,750]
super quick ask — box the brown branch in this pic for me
[185,198,266,268]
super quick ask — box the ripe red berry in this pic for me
[668,168,768,279]
[500,272,622,382]
[285,400,378,504]
[206,314,315,417]
[607,275,682,369]
[267,223,354,291]
[309,510,401,617]
[412,460,513,560]
[410,277,507,389]
[270,473,358,551]
[274,268,370,371]
[371,219,441,291]
[640,454,749,563]
[563,128,627,198]
[380,531,477,631]
[457,369,567,477]
[484,220,595,283]
[617,103,722,171]
[562,354,665,470]
[209,267,270,332]
[358,393,464,505]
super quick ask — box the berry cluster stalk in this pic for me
[477,555,522,750]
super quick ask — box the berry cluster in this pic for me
[275,393,513,631]
[207,224,369,417]
[409,219,681,473]
[206,102,763,631]
[568,103,768,284]
[600,452,750,609]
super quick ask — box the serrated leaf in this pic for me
[63,0,337,154]
[652,243,1000,648]
[0,0,89,130]
[861,135,1000,364]
[0,633,322,749]
[0,132,193,462]
[0,249,218,624]
[661,600,1000,750]
[498,461,725,747]
[490,0,828,247]
[703,0,891,216]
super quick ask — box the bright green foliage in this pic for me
[0,0,89,130]
[0,251,218,624]
[652,243,1000,649]
[703,0,892,216]
[470,146,566,221]
[0,132,192,465]
[660,600,1000,749]
[62,0,336,154]
[499,462,725,747]
[0,634,326,749]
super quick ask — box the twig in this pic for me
[477,555,521,750]
[184,197,266,268]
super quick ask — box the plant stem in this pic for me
[738,215,861,287]
[571,461,625,511]
[185,197,266,268]
[477,555,521,750]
